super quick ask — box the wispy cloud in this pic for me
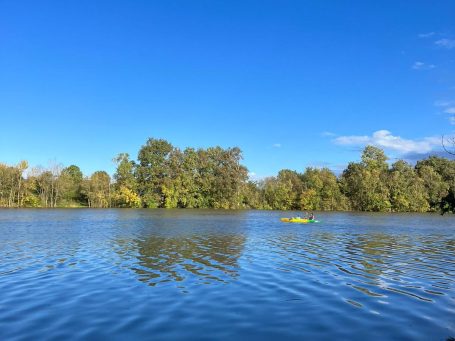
[412,61,436,70]
[435,100,455,124]
[272,143,281,148]
[333,130,439,154]
[435,100,454,107]
[435,38,455,49]
[335,135,369,145]
[321,131,337,137]
[418,32,435,38]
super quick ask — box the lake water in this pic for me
[0,209,454,340]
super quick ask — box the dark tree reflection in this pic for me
[117,234,246,286]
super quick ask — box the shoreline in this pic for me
[0,206,448,214]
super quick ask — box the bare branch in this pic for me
[442,135,455,155]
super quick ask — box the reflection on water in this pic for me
[0,209,454,340]
[118,234,245,285]
[271,229,455,305]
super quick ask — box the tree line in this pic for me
[1,138,454,213]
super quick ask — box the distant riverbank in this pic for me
[0,207,451,216]
[1,138,454,214]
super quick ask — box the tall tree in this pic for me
[15,160,28,207]
[136,138,173,208]
[240,181,265,209]
[206,147,248,209]
[113,153,137,190]
[263,176,294,210]
[112,153,141,208]
[86,171,111,208]
[416,165,449,211]
[59,165,83,205]
[388,160,429,212]
[277,170,303,209]
[416,156,455,213]
[0,163,18,207]
[34,168,55,207]
[340,146,391,211]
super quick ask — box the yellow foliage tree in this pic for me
[114,186,142,208]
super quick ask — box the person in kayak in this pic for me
[309,212,315,220]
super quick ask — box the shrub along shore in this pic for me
[1,138,454,213]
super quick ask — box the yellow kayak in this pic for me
[280,218,319,223]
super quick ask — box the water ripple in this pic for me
[0,209,454,340]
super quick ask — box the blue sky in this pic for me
[1,1,454,178]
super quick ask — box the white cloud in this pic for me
[418,32,435,38]
[435,38,455,49]
[444,107,455,114]
[450,117,455,125]
[334,130,439,154]
[272,143,281,148]
[321,131,337,137]
[412,61,436,70]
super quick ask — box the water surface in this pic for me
[0,209,454,340]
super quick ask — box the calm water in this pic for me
[0,209,454,340]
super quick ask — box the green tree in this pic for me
[136,138,174,208]
[340,146,390,211]
[416,156,455,213]
[416,165,449,211]
[113,153,137,190]
[361,145,388,171]
[112,153,140,208]
[263,177,293,210]
[178,148,205,208]
[59,165,83,205]
[0,163,17,207]
[300,188,320,210]
[240,181,265,209]
[34,169,55,207]
[205,147,248,209]
[162,148,185,208]
[86,171,111,208]
[15,160,28,207]
[0,161,29,207]
[277,170,303,209]
[388,160,429,212]
[300,167,348,211]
